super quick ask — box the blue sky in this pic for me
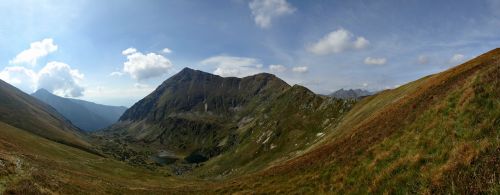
[0,0,499,106]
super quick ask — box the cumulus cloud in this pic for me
[162,48,172,54]
[0,61,85,97]
[449,54,465,64]
[121,48,173,80]
[292,66,308,73]
[269,64,287,72]
[364,57,387,65]
[37,61,85,97]
[10,38,58,66]
[201,55,264,77]
[0,66,38,92]
[308,28,369,55]
[249,0,295,29]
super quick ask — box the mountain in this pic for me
[0,79,90,151]
[208,48,500,193]
[101,67,355,175]
[32,89,127,131]
[1,48,498,194]
[329,88,373,99]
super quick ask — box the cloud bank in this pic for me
[0,61,85,97]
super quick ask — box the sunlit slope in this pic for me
[0,80,89,149]
[0,121,200,194]
[193,85,355,177]
[199,48,499,194]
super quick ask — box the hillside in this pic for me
[198,48,499,194]
[32,89,127,131]
[0,80,90,150]
[100,67,355,176]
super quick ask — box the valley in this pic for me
[0,48,498,194]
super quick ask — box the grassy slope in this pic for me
[188,48,499,193]
[0,80,90,150]
[0,121,206,194]
[193,85,355,177]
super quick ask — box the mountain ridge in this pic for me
[32,89,127,131]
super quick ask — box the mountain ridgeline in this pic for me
[0,48,498,194]
[329,88,373,99]
[104,67,355,174]
[32,89,127,131]
[0,80,91,151]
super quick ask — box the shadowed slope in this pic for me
[0,80,90,150]
[32,89,127,131]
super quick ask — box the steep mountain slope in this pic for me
[0,121,188,194]
[105,68,290,157]
[0,80,90,150]
[202,48,499,194]
[32,89,127,131]
[329,88,373,99]
[101,68,355,176]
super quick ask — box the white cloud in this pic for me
[364,57,387,65]
[109,71,124,77]
[292,66,308,73]
[362,83,368,87]
[269,64,287,72]
[0,66,38,92]
[308,28,369,55]
[121,48,173,80]
[122,47,137,55]
[249,0,295,29]
[418,55,429,64]
[10,38,58,66]
[201,55,264,77]
[449,54,465,64]
[162,48,172,54]
[37,61,85,97]
[0,61,85,97]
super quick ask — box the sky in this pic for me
[0,0,499,107]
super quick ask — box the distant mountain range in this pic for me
[329,88,373,99]
[32,89,127,131]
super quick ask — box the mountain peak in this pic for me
[329,88,373,100]
[34,88,52,95]
[179,67,196,73]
